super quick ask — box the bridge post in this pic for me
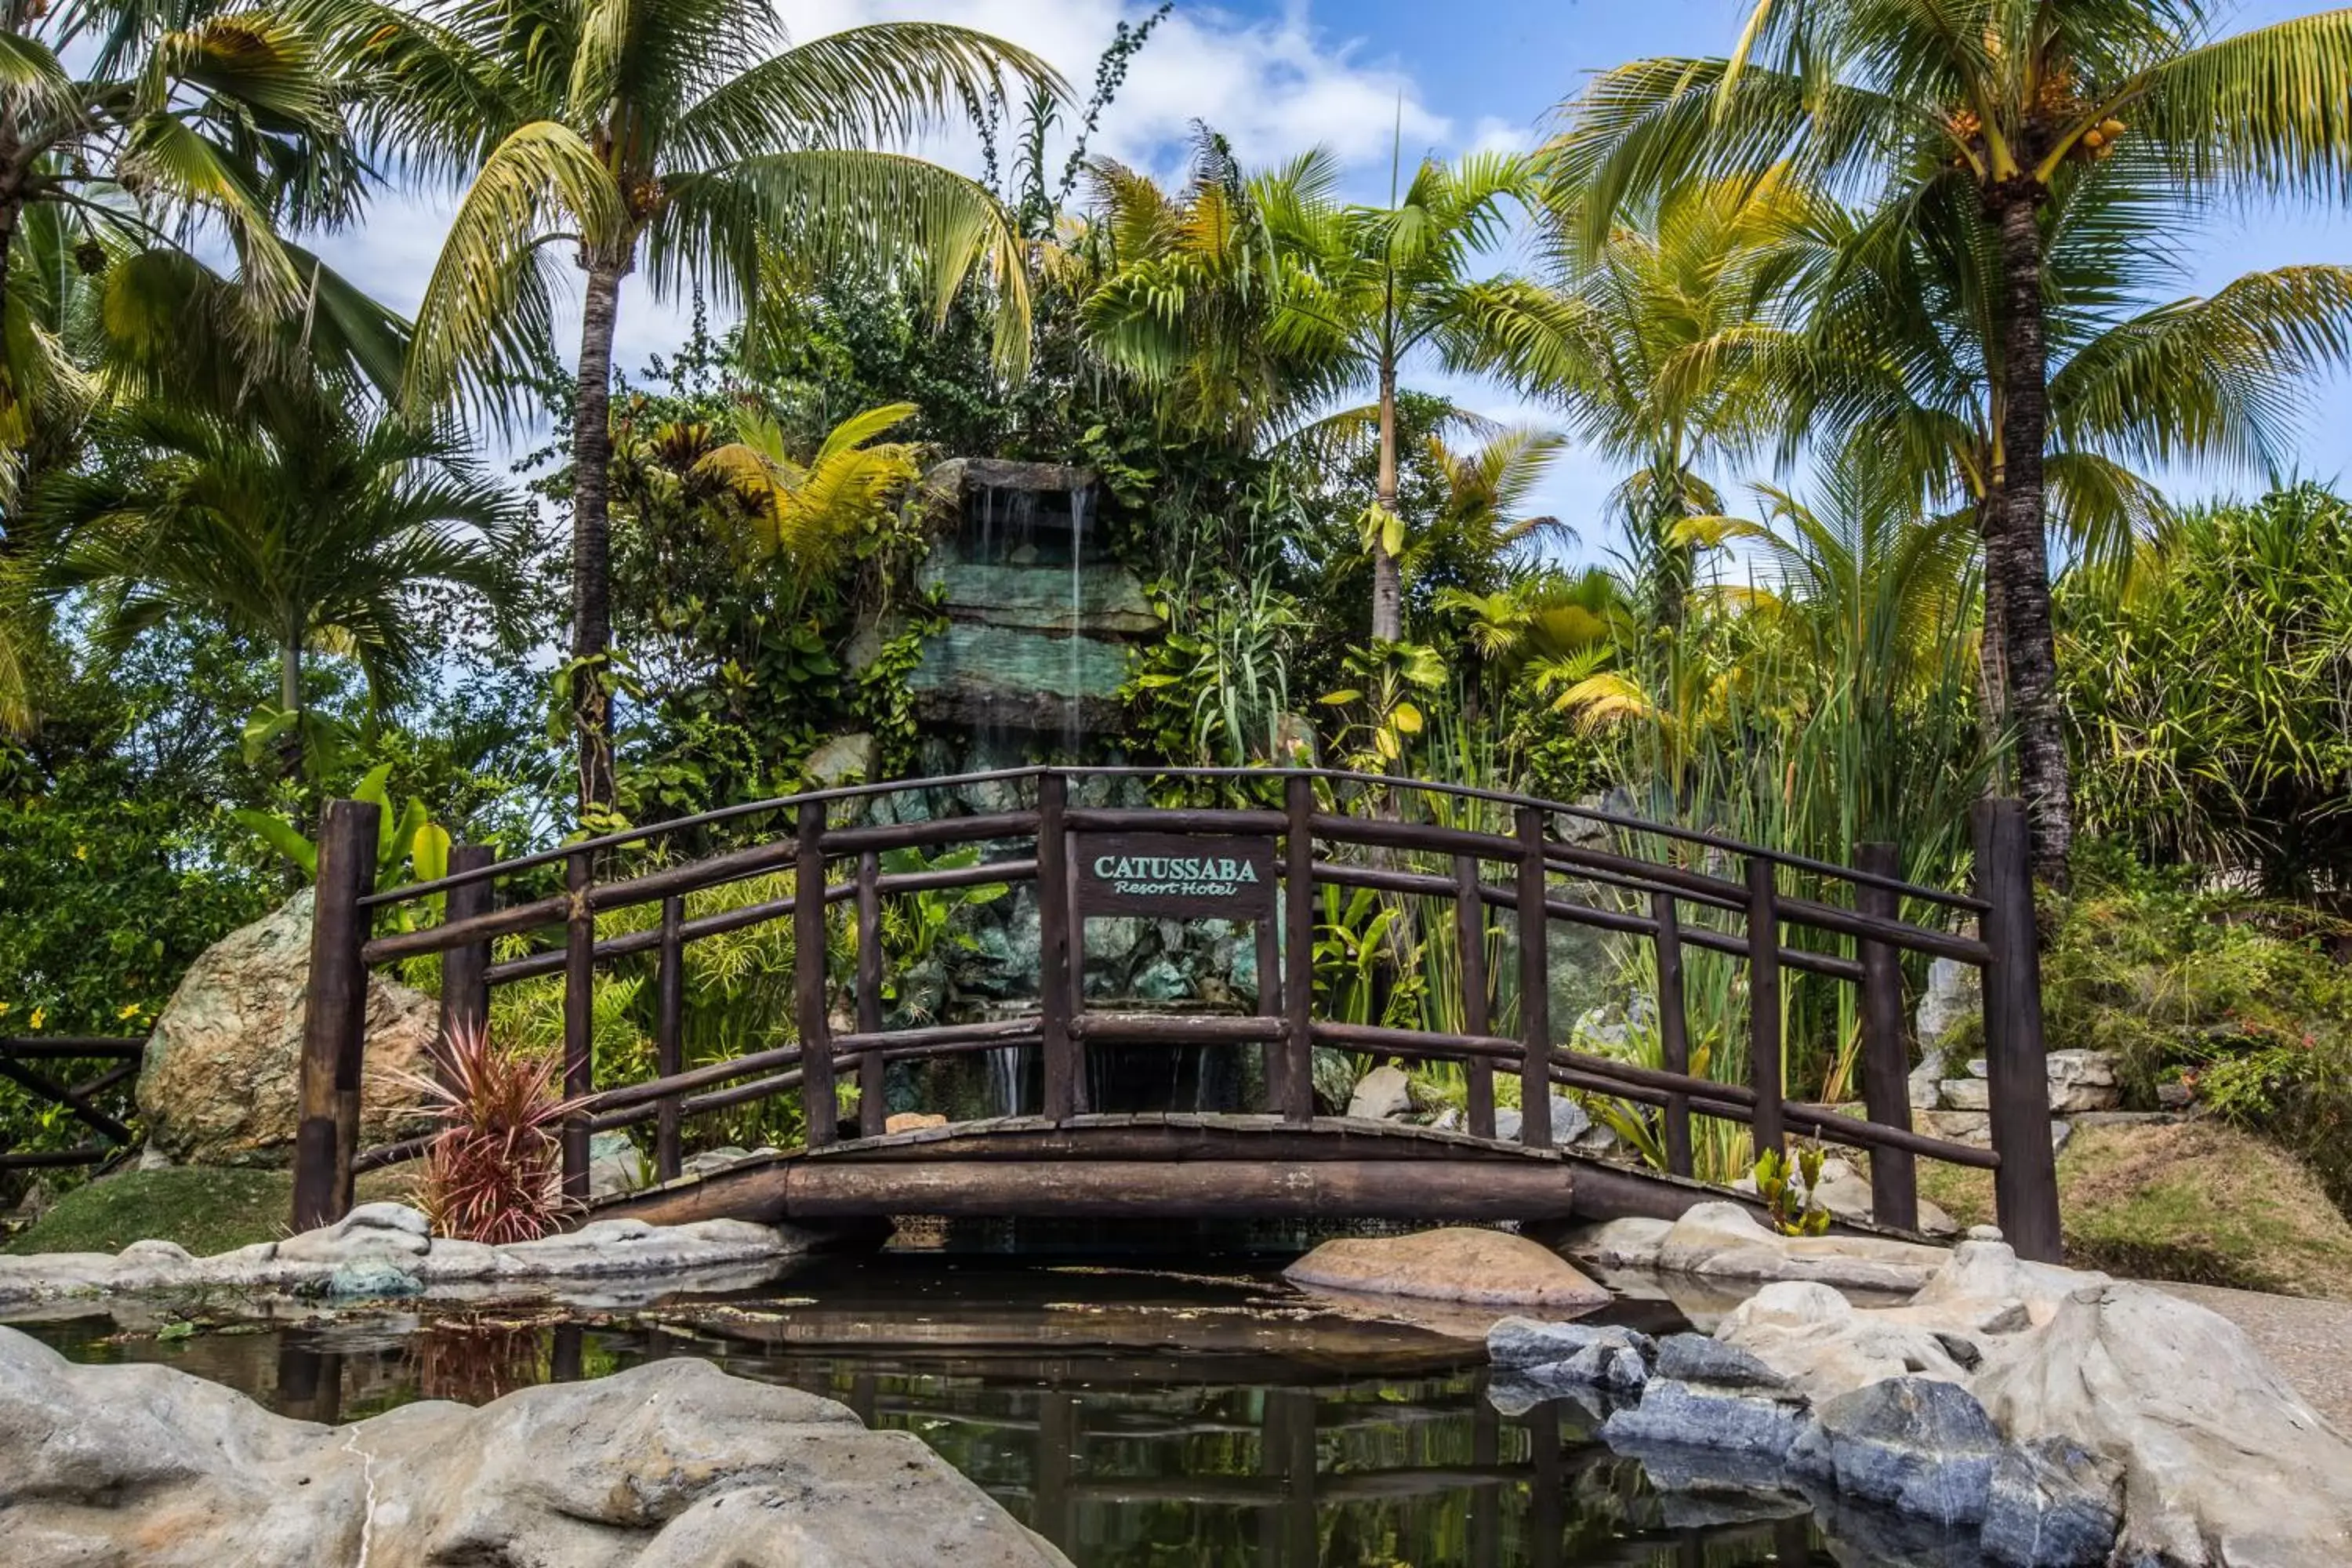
[855,852,887,1137]
[433,844,495,1088]
[1650,891,1693,1178]
[292,797,378,1233]
[1038,773,1075,1123]
[1746,855,1785,1159]
[1454,854,1494,1138]
[796,804,837,1147]
[1973,797,2061,1262]
[1515,808,1552,1149]
[655,893,685,1179]
[1280,775,1314,1123]
[1856,842,1918,1230]
[561,848,594,1200]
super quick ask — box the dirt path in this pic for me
[2157,1282,2352,1432]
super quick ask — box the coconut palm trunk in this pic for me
[1989,185,2071,886]
[278,636,307,785]
[568,254,626,820]
[1372,360,1403,641]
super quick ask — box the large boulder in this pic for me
[1654,1201,1952,1293]
[0,1327,1069,1566]
[1971,1279,2352,1566]
[1283,1227,1611,1310]
[137,890,436,1166]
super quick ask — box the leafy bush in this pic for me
[2038,840,2352,1212]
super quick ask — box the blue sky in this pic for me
[326,1,2352,544]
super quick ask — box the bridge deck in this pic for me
[585,1111,1901,1236]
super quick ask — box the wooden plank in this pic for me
[295,797,378,1232]
[1974,797,2061,1261]
[561,848,594,1202]
[1064,808,1287,833]
[779,1157,1579,1221]
[1037,774,1074,1123]
[796,806,836,1148]
[1279,775,1315,1123]
[1457,854,1494,1139]
[1076,1013,1284,1044]
[823,811,1039,855]
[1516,807,1552,1149]
[1857,843,1918,1230]
[1652,889,1693,1179]
[655,893,685,1181]
[1748,855,1784,1160]
[855,851,886,1140]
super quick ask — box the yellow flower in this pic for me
[118,1003,143,1021]
[27,1006,45,1030]
[72,844,87,861]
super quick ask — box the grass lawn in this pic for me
[4,1166,420,1258]
[1919,1120,2352,1301]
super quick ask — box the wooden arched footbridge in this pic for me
[292,768,2061,1260]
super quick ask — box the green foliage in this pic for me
[3,1168,292,1258]
[2062,483,2352,896]
[1753,1144,1832,1238]
[2037,839,2352,1212]
[231,763,453,891]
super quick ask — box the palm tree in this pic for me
[1269,149,1583,641]
[336,0,1061,823]
[0,0,358,342]
[1538,173,1830,630]
[33,401,516,786]
[1081,131,1337,446]
[1547,0,2352,880]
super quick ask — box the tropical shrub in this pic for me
[397,1023,586,1244]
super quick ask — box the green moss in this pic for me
[1918,1121,2352,1301]
[4,1167,292,1257]
[3,1166,420,1258]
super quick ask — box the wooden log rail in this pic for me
[305,770,2058,1258]
[0,1036,146,1172]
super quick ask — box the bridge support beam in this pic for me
[293,797,379,1234]
[608,1156,1580,1226]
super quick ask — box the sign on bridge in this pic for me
[1073,833,1278,919]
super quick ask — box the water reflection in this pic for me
[24,1256,1827,1567]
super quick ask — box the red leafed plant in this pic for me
[388,1023,588,1244]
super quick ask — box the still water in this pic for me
[23,1250,1831,1567]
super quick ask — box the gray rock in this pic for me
[1980,1437,2125,1567]
[2043,1050,2122,1113]
[803,731,877,786]
[1973,1280,2352,1565]
[0,1327,1071,1566]
[1654,1332,1795,1392]
[1789,1376,2002,1526]
[1940,1076,1991,1112]
[1656,1200,1951,1292]
[1602,1335,1811,1457]
[273,1201,431,1264]
[586,1130,646,1199]
[323,1259,422,1300]
[1308,1053,1364,1114]
[1346,1064,1413,1120]
[1488,1316,1656,1373]
[1915,956,1980,1051]
[1493,1095,1590,1146]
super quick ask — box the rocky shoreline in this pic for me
[1494,1229,2352,1566]
[0,1201,804,1310]
[0,1328,1069,1566]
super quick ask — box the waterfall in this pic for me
[987,1040,1023,1117]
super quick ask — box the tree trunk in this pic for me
[1370,360,1403,643]
[1973,489,2010,785]
[1989,183,2072,887]
[278,638,306,786]
[569,258,626,825]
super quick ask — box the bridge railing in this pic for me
[0,1035,145,1173]
[296,768,2058,1258]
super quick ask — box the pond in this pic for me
[20,1247,1838,1567]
